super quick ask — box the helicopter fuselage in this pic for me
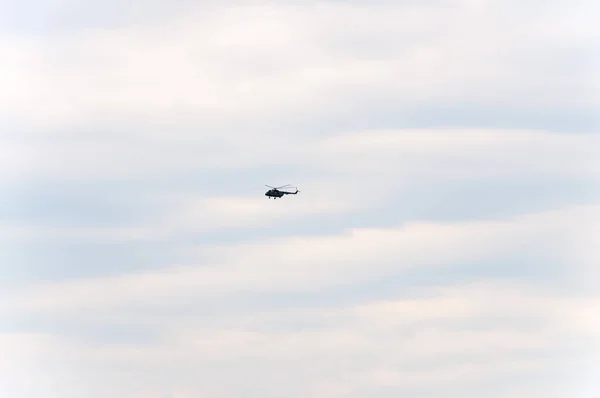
[265,189,298,198]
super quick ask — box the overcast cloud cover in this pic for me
[1,0,599,397]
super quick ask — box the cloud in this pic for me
[2,0,598,132]
[0,191,359,245]
[2,0,598,397]
[4,202,595,316]
[1,280,595,397]
[1,127,598,194]
[317,128,600,180]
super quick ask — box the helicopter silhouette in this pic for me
[265,184,299,199]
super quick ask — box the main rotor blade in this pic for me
[266,184,292,189]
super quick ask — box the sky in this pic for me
[1,0,599,397]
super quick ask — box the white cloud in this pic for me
[2,200,594,396]
[2,0,597,189]
[2,1,597,131]
[163,193,356,228]
[1,127,597,191]
[0,191,359,244]
[4,203,595,315]
[1,1,598,396]
[317,129,600,189]
[565,201,600,288]
[0,140,37,184]
[0,333,73,398]
[2,281,595,397]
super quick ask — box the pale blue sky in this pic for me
[1,0,599,397]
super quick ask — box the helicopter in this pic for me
[265,184,299,199]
